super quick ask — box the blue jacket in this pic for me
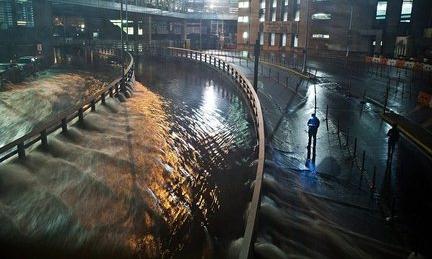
[308,117,320,133]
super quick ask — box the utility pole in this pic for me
[302,0,310,73]
[126,0,129,51]
[345,1,353,64]
[253,38,260,91]
[120,0,125,78]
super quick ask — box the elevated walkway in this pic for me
[51,0,237,20]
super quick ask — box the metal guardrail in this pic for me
[0,50,134,163]
[166,47,265,259]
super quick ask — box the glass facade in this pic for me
[0,0,34,30]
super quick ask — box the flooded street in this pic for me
[0,57,256,258]
[0,69,110,147]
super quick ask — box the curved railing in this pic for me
[166,47,265,259]
[0,50,134,163]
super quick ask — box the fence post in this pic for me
[61,118,68,133]
[40,129,48,147]
[326,105,329,131]
[91,100,96,112]
[346,127,350,146]
[78,108,84,122]
[353,137,357,157]
[337,118,340,135]
[17,143,25,159]
[371,166,376,192]
[361,150,366,172]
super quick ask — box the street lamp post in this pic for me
[301,0,310,73]
[120,0,125,78]
[346,1,353,64]
[253,38,260,91]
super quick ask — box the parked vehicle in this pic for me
[15,56,38,76]
[0,63,22,84]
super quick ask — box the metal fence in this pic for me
[0,50,134,163]
[165,47,265,259]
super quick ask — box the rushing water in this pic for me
[135,57,256,258]
[0,56,256,258]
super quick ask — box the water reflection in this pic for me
[0,56,255,259]
[135,57,255,257]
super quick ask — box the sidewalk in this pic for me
[213,55,411,257]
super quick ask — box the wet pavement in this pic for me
[208,52,415,257]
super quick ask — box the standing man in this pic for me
[387,123,400,161]
[307,113,320,152]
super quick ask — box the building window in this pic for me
[294,10,300,21]
[282,33,287,46]
[14,0,34,28]
[311,13,331,20]
[293,34,298,47]
[400,0,412,23]
[260,0,265,9]
[259,10,265,22]
[376,1,387,20]
[312,33,330,39]
[260,32,264,45]
[243,31,249,40]
[272,0,277,8]
[283,10,288,21]
[272,10,276,21]
[238,16,249,23]
[270,33,275,46]
[285,0,289,6]
[238,1,249,8]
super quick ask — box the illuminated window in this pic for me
[283,11,288,21]
[285,0,289,6]
[259,13,265,22]
[238,1,249,8]
[260,0,265,9]
[400,0,412,23]
[282,33,287,46]
[376,1,387,20]
[311,13,331,20]
[272,0,277,8]
[294,10,300,21]
[270,33,275,46]
[243,31,249,39]
[312,34,330,39]
[238,16,249,23]
[272,10,276,21]
[293,34,298,47]
[260,32,264,45]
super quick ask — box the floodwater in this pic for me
[0,57,256,258]
[0,69,110,147]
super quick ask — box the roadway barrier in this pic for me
[0,50,134,163]
[417,91,432,108]
[365,56,432,73]
[166,47,265,259]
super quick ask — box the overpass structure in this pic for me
[51,0,237,20]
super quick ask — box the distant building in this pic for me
[373,0,432,59]
[237,0,432,59]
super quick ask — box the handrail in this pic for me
[0,49,134,163]
[166,47,265,259]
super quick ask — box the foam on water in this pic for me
[253,163,409,259]
[0,69,108,147]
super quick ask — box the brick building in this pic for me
[237,0,432,59]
